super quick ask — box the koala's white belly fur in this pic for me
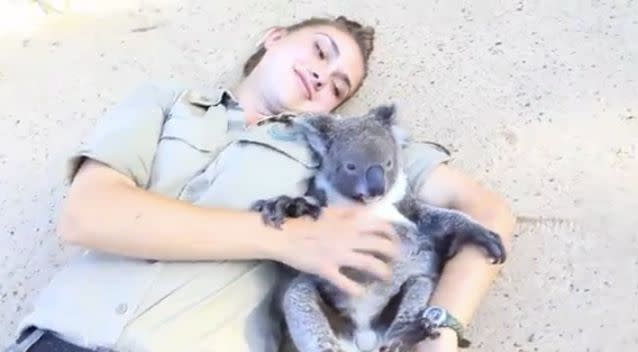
[346,293,392,351]
[315,170,413,226]
[316,170,417,351]
[369,173,413,226]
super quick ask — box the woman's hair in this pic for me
[242,15,376,80]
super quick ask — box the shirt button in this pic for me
[115,303,128,315]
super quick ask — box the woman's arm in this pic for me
[58,158,399,296]
[57,82,400,297]
[59,158,292,262]
[414,164,517,350]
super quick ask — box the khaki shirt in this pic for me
[15,82,451,352]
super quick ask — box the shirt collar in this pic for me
[197,86,247,130]
[204,86,301,130]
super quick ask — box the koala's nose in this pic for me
[365,165,385,197]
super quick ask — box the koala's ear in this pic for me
[295,114,335,156]
[369,103,409,147]
[369,103,398,127]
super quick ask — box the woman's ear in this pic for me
[259,26,288,49]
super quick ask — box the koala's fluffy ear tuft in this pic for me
[295,114,335,157]
[369,103,409,147]
[391,125,411,148]
[370,103,397,127]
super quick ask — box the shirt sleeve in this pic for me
[66,81,185,188]
[402,140,454,192]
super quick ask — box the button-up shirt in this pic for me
[15,81,451,352]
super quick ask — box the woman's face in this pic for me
[252,24,367,114]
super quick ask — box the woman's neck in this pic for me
[231,79,272,126]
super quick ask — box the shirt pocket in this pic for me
[183,123,321,209]
[147,92,230,198]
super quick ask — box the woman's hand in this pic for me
[276,205,400,296]
[413,329,459,352]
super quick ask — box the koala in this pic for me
[251,105,506,352]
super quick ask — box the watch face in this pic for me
[425,307,447,326]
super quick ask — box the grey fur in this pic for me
[251,105,506,352]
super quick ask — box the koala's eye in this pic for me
[345,163,357,171]
[386,160,393,168]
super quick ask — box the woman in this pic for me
[7,15,515,352]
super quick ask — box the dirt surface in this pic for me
[1,1,637,351]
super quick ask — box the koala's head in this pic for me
[296,104,408,203]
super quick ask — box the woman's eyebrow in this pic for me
[317,32,340,56]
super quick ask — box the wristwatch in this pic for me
[421,306,471,348]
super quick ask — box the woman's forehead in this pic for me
[299,25,361,54]
[300,25,366,87]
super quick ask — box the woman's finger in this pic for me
[351,234,400,262]
[322,266,365,297]
[359,218,399,242]
[340,251,393,282]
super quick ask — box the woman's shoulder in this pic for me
[128,80,229,108]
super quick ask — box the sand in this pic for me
[1,0,637,351]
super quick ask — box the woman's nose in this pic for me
[310,70,325,90]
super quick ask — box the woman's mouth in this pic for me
[294,67,312,100]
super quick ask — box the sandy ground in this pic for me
[1,0,637,350]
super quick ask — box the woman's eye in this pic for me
[315,42,325,59]
[386,160,393,168]
[333,85,341,98]
[333,80,348,98]
[346,163,356,171]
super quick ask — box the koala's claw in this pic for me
[250,198,284,229]
[383,317,439,352]
[250,196,322,229]
[285,197,322,220]
[381,337,421,352]
[380,340,407,352]
[484,230,507,264]
[447,228,507,265]
[420,318,441,339]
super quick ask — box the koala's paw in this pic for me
[417,313,472,348]
[251,196,322,229]
[285,197,322,220]
[315,341,347,352]
[383,319,434,351]
[418,316,441,341]
[381,330,429,352]
[251,196,291,229]
[447,226,507,265]
[380,339,410,352]
[320,348,346,352]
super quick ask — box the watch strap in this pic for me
[441,313,471,348]
[422,306,472,348]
